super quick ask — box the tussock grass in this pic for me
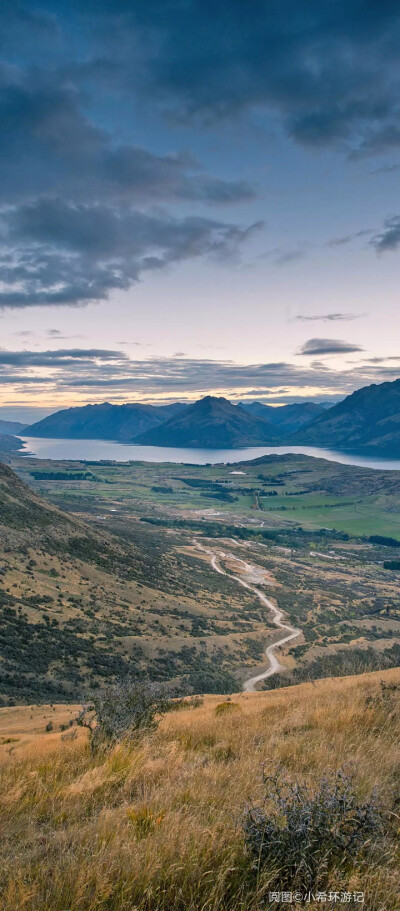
[0,669,399,910]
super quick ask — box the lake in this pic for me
[19,436,400,471]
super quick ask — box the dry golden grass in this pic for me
[1,669,399,911]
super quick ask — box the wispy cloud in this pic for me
[295,313,363,323]
[327,230,372,247]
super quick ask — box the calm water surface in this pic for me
[20,436,400,471]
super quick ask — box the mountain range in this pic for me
[26,401,185,442]
[26,396,326,448]
[20,378,400,455]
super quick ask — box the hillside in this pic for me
[26,402,186,442]
[240,401,328,434]
[136,395,282,447]
[0,668,399,910]
[0,463,279,703]
[295,378,400,455]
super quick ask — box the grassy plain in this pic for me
[14,451,400,539]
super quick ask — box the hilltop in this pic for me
[136,395,282,447]
[0,668,399,910]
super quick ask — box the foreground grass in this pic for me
[1,669,400,911]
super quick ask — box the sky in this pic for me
[1,0,400,421]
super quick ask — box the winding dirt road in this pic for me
[194,540,302,692]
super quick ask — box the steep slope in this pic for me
[294,378,400,455]
[26,402,188,441]
[135,396,283,447]
[240,401,329,434]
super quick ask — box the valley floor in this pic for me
[1,668,399,911]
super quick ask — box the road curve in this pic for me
[194,540,301,692]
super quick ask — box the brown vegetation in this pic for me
[0,668,399,910]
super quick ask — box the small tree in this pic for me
[77,678,171,752]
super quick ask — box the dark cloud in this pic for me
[0,75,256,206]
[0,36,260,309]
[0,198,262,308]
[295,313,362,322]
[55,0,400,156]
[298,338,364,356]
[0,348,126,367]
[371,216,400,252]
[1,1,400,317]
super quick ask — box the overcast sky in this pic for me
[1,0,400,419]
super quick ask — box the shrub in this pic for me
[76,677,172,752]
[243,766,382,890]
[215,701,241,716]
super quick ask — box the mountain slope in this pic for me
[294,378,400,455]
[135,396,283,447]
[0,461,153,702]
[239,401,329,434]
[0,464,269,703]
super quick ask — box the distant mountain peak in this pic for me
[135,394,282,448]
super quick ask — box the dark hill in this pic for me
[135,396,282,448]
[294,378,400,456]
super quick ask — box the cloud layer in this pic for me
[1,2,400,312]
[1,346,397,406]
